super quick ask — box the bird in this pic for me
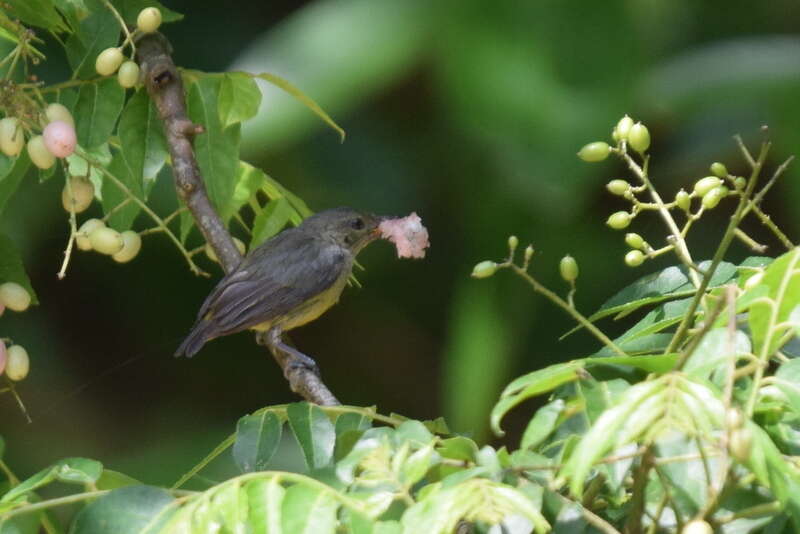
[175,207,382,361]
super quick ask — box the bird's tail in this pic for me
[175,320,213,358]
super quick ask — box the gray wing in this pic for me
[196,229,349,336]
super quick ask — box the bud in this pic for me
[524,245,534,263]
[606,179,630,196]
[733,176,746,190]
[730,427,753,462]
[472,261,498,279]
[577,142,610,162]
[710,162,728,178]
[628,122,650,154]
[693,176,722,197]
[744,271,764,290]
[681,519,713,534]
[726,408,744,429]
[507,235,518,253]
[625,233,645,250]
[675,189,691,211]
[614,115,634,142]
[625,250,645,267]
[702,186,728,210]
[559,255,579,282]
[606,211,632,230]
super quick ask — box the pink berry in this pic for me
[43,120,77,158]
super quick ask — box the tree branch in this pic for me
[136,32,340,406]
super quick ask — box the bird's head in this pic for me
[301,207,382,254]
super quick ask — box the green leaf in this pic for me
[0,152,31,218]
[749,248,800,355]
[250,197,293,249]
[0,234,37,304]
[436,437,478,462]
[745,423,800,520]
[395,420,434,446]
[186,76,241,220]
[281,484,337,534]
[219,72,262,128]
[74,78,126,149]
[775,359,800,418]
[101,153,143,231]
[233,411,282,473]
[5,0,67,32]
[587,353,678,373]
[95,469,141,490]
[70,485,174,534]
[254,72,345,142]
[334,412,372,436]
[118,88,168,188]
[1,458,101,504]
[65,0,119,79]
[521,399,565,450]
[401,443,435,487]
[244,477,285,534]
[684,328,751,379]
[564,262,738,339]
[287,402,336,470]
[653,433,710,517]
[491,361,583,436]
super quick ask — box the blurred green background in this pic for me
[3,0,800,487]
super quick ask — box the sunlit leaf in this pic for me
[281,484,338,534]
[287,402,336,470]
[233,411,282,473]
[219,72,262,128]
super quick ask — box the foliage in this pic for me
[2,1,800,533]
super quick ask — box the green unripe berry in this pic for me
[625,233,645,250]
[734,176,746,190]
[681,520,713,534]
[6,344,29,381]
[112,231,142,263]
[730,427,753,462]
[710,162,727,178]
[95,47,124,76]
[89,227,124,255]
[117,61,140,89]
[27,135,55,169]
[675,189,690,211]
[507,235,518,252]
[606,211,632,230]
[606,179,630,196]
[0,117,24,157]
[471,260,498,279]
[45,103,74,127]
[702,186,728,210]
[627,122,650,153]
[625,249,645,267]
[726,408,744,429]
[693,176,722,196]
[137,7,162,33]
[614,115,634,142]
[0,282,31,312]
[524,245,534,263]
[577,142,610,162]
[76,219,105,251]
[62,176,94,213]
[559,255,579,282]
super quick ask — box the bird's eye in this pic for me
[351,218,365,230]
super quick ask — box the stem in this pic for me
[57,171,79,280]
[0,490,109,523]
[618,149,701,287]
[507,264,626,356]
[666,140,770,354]
[100,0,136,56]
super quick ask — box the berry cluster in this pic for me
[76,219,142,263]
[1,102,77,169]
[0,282,32,382]
[578,115,749,269]
[95,7,163,88]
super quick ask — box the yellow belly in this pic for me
[250,273,349,333]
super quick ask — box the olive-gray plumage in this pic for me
[175,207,380,357]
